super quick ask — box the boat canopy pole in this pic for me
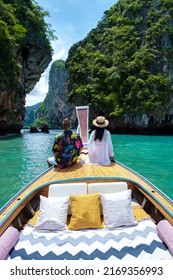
[76,106,89,147]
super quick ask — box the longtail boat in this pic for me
[0,106,172,260]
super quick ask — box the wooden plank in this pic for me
[76,162,94,178]
[99,164,123,177]
[1,157,172,235]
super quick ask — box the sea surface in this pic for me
[0,130,173,209]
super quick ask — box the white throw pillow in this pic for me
[35,196,70,230]
[100,190,137,229]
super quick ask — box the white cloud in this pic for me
[26,73,48,106]
[51,38,68,61]
[25,94,44,107]
[52,48,67,61]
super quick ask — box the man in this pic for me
[47,118,83,168]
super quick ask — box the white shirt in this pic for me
[88,129,114,165]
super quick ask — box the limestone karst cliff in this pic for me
[0,0,53,134]
[66,0,173,134]
[35,60,77,129]
[0,44,51,134]
[3,0,173,135]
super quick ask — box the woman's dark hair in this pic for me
[94,127,105,141]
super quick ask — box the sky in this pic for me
[26,0,117,106]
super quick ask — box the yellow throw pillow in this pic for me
[68,193,102,230]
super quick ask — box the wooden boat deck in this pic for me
[0,151,172,235]
[51,156,173,215]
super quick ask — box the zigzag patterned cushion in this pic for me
[7,219,173,260]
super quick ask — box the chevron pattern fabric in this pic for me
[7,219,173,260]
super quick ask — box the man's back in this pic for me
[48,118,83,168]
[52,129,83,168]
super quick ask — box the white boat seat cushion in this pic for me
[48,183,87,215]
[87,182,128,194]
[48,183,88,197]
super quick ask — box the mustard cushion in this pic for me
[132,206,151,221]
[68,193,102,230]
[29,206,150,227]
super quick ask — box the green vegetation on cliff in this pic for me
[34,60,72,129]
[34,94,50,127]
[67,0,173,118]
[33,60,66,128]
[0,0,26,87]
[0,0,55,88]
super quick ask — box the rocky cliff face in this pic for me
[108,112,173,135]
[0,40,52,134]
[36,60,76,129]
[24,102,42,126]
[0,0,53,135]
[66,0,173,134]
[0,86,25,134]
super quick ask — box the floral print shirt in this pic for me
[52,130,83,168]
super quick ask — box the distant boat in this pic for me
[0,106,172,260]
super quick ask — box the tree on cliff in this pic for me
[0,0,56,133]
[67,0,173,122]
[0,0,55,87]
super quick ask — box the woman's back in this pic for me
[88,128,114,165]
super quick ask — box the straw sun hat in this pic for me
[93,116,109,128]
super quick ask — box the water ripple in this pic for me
[0,131,173,208]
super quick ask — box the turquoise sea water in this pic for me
[0,130,173,209]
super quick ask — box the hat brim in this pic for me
[93,119,109,128]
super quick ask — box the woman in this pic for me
[88,116,115,165]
